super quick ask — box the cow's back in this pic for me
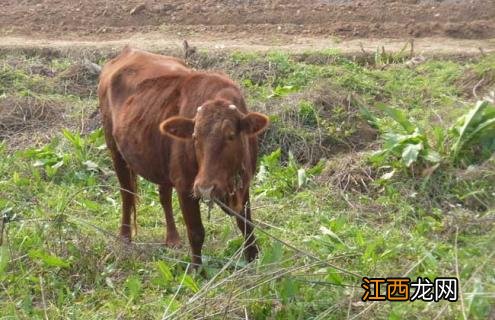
[98,47,189,111]
[98,47,190,184]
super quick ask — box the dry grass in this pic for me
[259,81,378,164]
[454,155,495,211]
[55,62,100,97]
[455,68,495,100]
[186,51,282,87]
[0,96,65,142]
[317,152,377,194]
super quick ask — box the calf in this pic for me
[98,47,269,266]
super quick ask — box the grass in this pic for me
[0,49,494,319]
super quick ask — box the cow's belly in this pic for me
[113,123,171,186]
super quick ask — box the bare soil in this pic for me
[1,0,494,41]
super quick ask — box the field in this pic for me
[1,0,495,319]
[0,45,494,319]
[2,0,495,39]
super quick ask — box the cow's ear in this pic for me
[159,117,195,140]
[241,112,269,136]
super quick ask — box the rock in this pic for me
[130,3,145,15]
[83,59,102,75]
[405,55,426,67]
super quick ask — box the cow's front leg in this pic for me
[177,190,204,267]
[236,196,258,262]
[159,184,181,248]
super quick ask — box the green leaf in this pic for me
[326,271,343,285]
[423,150,441,163]
[467,278,485,317]
[81,199,100,212]
[0,245,9,277]
[182,274,199,293]
[359,105,378,128]
[62,128,84,150]
[451,100,494,160]
[307,159,325,176]
[368,149,389,165]
[268,85,298,98]
[462,118,495,149]
[319,226,347,247]
[279,278,299,304]
[261,240,283,265]
[401,143,423,167]
[156,261,173,282]
[261,148,281,168]
[125,275,142,300]
[377,104,415,133]
[297,168,306,188]
[28,249,70,268]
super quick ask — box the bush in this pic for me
[369,99,495,175]
[368,104,441,174]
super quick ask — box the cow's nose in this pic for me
[194,181,218,199]
[198,185,214,199]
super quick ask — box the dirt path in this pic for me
[1,33,494,57]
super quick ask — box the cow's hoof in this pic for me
[165,234,182,248]
[245,246,259,262]
[189,263,207,278]
[119,232,132,244]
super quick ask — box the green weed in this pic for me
[450,100,495,165]
[254,148,324,198]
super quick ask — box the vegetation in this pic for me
[0,48,494,319]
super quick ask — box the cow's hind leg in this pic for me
[159,184,181,248]
[112,150,138,241]
[105,135,138,241]
[100,99,137,241]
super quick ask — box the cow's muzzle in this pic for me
[195,185,214,199]
[193,179,223,199]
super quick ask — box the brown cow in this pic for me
[98,46,269,266]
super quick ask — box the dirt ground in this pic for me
[0,1,494,59]
[1,0,494,41]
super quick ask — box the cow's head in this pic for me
[159,99,269,201]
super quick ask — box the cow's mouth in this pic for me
[200,195,234,217]
[198,188,243,217]
[194,180,242,217]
